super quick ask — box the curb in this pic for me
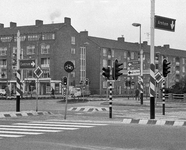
[0,111,52,118]
[123,118,186,127]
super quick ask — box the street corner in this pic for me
[0,111,53,118]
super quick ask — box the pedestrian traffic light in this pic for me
[163,59,171,77]
[85,78,89,85]
[112,59,123,80]
[102,67,110,80]
[63,76,67,85]
[12,53,17,66]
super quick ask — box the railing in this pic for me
[165,93,186,101]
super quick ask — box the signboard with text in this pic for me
[20,59,36,69]
[155,15,176,32]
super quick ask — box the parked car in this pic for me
[0,89,6,96]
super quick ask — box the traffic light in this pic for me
[102,67,110,80]
[163,59,171,77]
[12,53,17,66]
[85,78,89,85]
[113,59,123,80]
[63,76,67,85]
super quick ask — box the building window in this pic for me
[0,47,7,56]
[41,70,50,78]
[0,36,12,42]
[103,59,107,67]
[182,58,185,64]
[71,36,75,45]
[41,44,50,54]
[42,33,55,40]
[103,81,107,88]
[0,59,7,67]
[124,51,127,59]
[183,66,185,73]
[27,45,35,55]
[14,35,26,42]
[131,52,134,59]
[103,48,107,56]
[111,50,114,57]
[71,48,75,54]
[28,34,41,41]
[26,70,34,78]
[123,61,127,69]
[71,72,75,78]
[41,58,50,67]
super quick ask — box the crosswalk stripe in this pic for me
[0,134,24,138]
[0,125,78,130]
[0,127,61,133]
[0,130,42,135]
[31,121,108,126]
[14,123,94,128]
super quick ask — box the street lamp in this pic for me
[132,23,143,105]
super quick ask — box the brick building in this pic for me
[0,17,83,95]
[80,30,186,96]
[0,17,185,96]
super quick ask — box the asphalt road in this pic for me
[0,118,186,150]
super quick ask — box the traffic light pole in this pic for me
[64,73,70,119]
[162,79,166,115]
[109,81,112,118]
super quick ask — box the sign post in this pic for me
[34,66,43,111]
[64,61,74,119]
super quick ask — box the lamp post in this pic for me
[132,23,143,105]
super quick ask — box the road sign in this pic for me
[155,71,164,83]
[34,66,43,78]
[64,61,74,73]
[20,59,36,69]
[128,60,140,70]
[128,70,140,76]
[155,15,176,32]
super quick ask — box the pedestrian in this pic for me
[135,88,139,101]
[51,88,55,98]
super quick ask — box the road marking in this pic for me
[0,120,108,140]
[14,123,95,128]
[0,130,42,135]
[31,121,108,126]
[0,125,78,130]
[0,134,24,138]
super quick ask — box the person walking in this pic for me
[135,88,139,101]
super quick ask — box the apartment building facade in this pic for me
[0,17,84,95]
[0,17,185,96]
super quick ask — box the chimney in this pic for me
[0,23,4,29]
[35,20,43,26]
[163,44,170,49]
[80,30,88,38]
[64,17,71,25]
[10,22,16,28]
[143,41,148,45]
[117,36,125,42]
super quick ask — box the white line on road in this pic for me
[0,128,61,133]
[0,125,78,130]
[14,123,94,128]
[31,121,108,126]
[0,130,42,135]
[0,134,24,138]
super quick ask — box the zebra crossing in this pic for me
[0,120,108,139]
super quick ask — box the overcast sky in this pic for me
[0,0,185,50]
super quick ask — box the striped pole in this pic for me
[150,0,156,119]
[162,80,165,115]
[109,81,112,118]
[16,30,21,112]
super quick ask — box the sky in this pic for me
[0,0,185,50]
